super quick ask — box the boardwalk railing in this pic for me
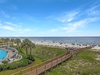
[11,47,91,75]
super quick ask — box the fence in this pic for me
[11,47,91,75]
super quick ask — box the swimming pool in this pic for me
[0,49,8,61]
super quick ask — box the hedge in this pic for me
[0,54,35,71]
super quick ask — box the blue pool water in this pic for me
[0,49,8,61]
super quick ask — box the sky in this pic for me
[0,0,100,37]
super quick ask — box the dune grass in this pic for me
[45,49,100,75]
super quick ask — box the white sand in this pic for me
[92,45,100,51]
[32,40,90,48]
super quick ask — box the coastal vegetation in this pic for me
[45,49,100,75]
[0,38,66,75]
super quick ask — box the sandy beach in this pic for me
[32,40,90,48]
[31,40,100,51]
[91,45,100,51]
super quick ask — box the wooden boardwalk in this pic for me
[11,47,90,75]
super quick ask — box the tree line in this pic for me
[0,38,35,57]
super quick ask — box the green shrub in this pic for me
[28,60,33,64]
[0,65,3,71]
[0,58,34,71]
[27,54,35,61]
[2,60,8,64]
[0,64,8,71]
[19,59,29,67]
[8,63,18,69]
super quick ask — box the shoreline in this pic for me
[32,41,90,48]
[91,45,100,51]
[31,40,100,51]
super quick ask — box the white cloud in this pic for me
[0,21,14,31]
[89,4,100,12]
[55,11,79,22]
[62,17,97,32]
[0,21,31,33]
[50,17,97,33]
[49,4,100,33]
[16,28,32,33]
[87,4,100,16]
[2,26,14,30]
[0,25,14,31]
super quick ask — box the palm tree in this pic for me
[0,38,2,42]
[22,39,31,56]
[11,38,15,45]
[0,38,5,43]
[0,38,6,45]
[29,42,35,55]
[5,38,10,45]
[15,38,21,46]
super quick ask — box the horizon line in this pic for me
[0,36,100,37]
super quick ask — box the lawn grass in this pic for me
[0,45,66,75]
[45,49,100,75]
